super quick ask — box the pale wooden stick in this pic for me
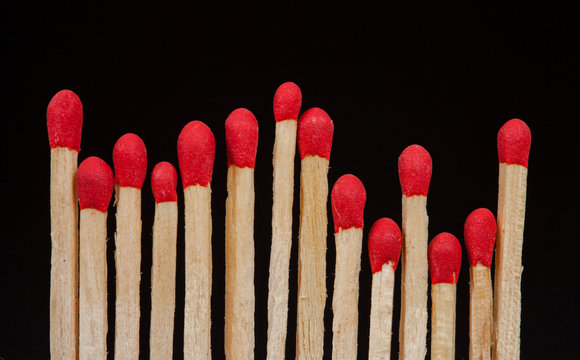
[430,283,457,360]
[469,263,492,360]
[368,262,395,360]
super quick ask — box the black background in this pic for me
[1,3,578,359]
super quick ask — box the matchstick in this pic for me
[464,208,496,360]
[330,174,366,360]
[428,232,462,360]
[177,121,216,360]
[112,133,147,360]
[295,107,334,360]
[267,81,302,360]
[149,162,179,360]
[47,89,83,360]
[397,144,432,360]
[493,119,531,360]
[224,108,259,359]
[368,218,402,360]
[77,156,114,360]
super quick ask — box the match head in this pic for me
[464,208,496,267]
[298,107,334,160]
[177,121,215,187]
[151,162,178,203]
[331,174,366,233]
[398,144,432,197]
[225,108,259,168]
[47,90,83,151]
[274,82,302,122]
[113,133,147,189]
[368,218,402,273]
[428,232,462,284]
[77,156,114,212]
[497,118,531,167]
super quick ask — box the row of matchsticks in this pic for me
[48,82,531,360]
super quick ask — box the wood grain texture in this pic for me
[469,263,492,360]
[431,283,457,360]
[368,263,395,360]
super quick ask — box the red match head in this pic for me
[331,174,366,233]
[225,108,259,168]
[177,121,215,187]
[368,218,402,273]
[428,232,462,284]
[151,162,178,203]
[77,156,114,212]
[497,118,531,167]
[274,82,302,122]
[464,208,496,268]
[113,133,147,189]
[47,90,83,151]
[398,144,432,197]
[298,107,334,160]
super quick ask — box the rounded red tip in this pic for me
[298,107,334,160]
[398,144,432,197]
[77,156,114,212]
[331,174,366,233]
[177,121,215,187]
[113,133,147,189]
[225,108,259,168]
[368,218,402,273]
[151,162,178,203]
[274,82,302,122]
[464,208,496,268]
[428,232,462,284]
[497,119,531,167]
[47,90,83,151]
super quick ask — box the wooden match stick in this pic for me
[295,107,334,360]
[493,119,531,360]
[464,208,496,360]
[47,89,83,360]
[397,144,432,360]
[267,82,302,360]
[428,232,462,360]
[149,162,179,360]
[368,218,402,360]
[177,121,216,360]
[77,156,114,360]
[224,108,259,359]
[330,174,366,360]
[112,133,147,360]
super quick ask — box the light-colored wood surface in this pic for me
[368,262,395,360]
[431,283,457,360]
[469,263,492,360]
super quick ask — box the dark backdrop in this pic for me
[1,3,578,359]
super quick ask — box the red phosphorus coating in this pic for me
[428,232,462,284]
[398,144,432,197]
[464,208,497,268]
[273,82,302,122]
[368,218,402,273]
[177,121,215,187]
[77,156,114,212]
[297,107,334,160]
[331,174,366,233]
[113,133,147,189]
[225,108,259,168]
[47,90,83,151]
[497,118,531,167]
[151,162,178,203]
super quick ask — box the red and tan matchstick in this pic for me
[177,121,216,360]
[47,89,83,360]
[368,218,402,360]
[397,144,432,360]
[267,81,302,360]
[296,107,334,360]
[224,108,259,359]
[330,174,366,359]
[428,232,462,360]
[493,119,531,360]
[77,156,114,360]
[464,208,496,360]
[112,133,147,360]
[149,162,179,360]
